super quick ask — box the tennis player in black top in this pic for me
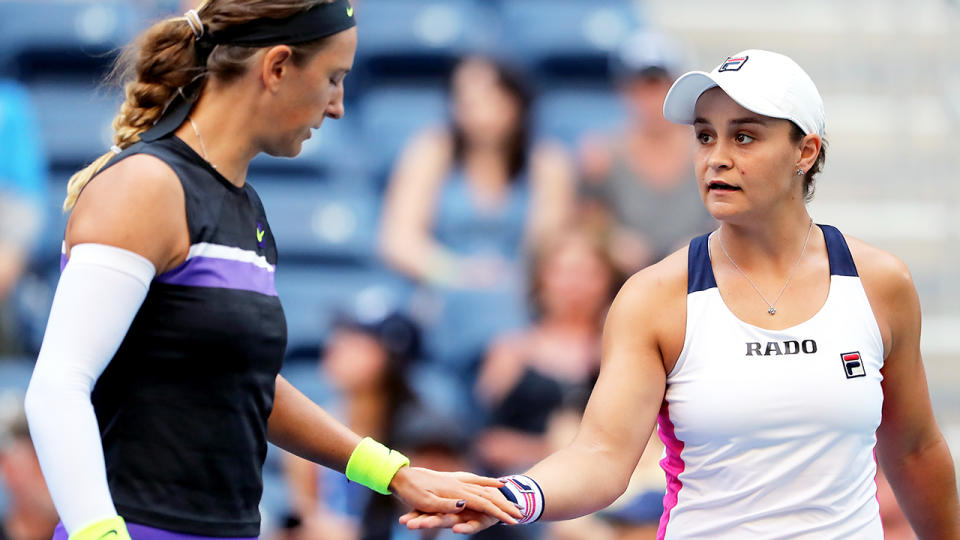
[23,2,522,539]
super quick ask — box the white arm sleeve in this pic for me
[24,243,155,534]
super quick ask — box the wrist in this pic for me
[388,463,412,493]
[345,437,410,495]
[69,516,131,540]
[424,249,460,287]
[498,474,544,524]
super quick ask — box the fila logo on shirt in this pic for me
[745,339,817,357]
[719,55,748,72]
[841,351,866,379]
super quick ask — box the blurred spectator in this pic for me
[380,55,575,397]
[579,32,713,274]
[0,81,47,356]
[474,228,619,476]
[588,433,667,540]
[280,308,465,540]
[0,391,58,540]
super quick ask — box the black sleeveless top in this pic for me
[88,135,286,536]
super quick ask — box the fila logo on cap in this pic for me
[719,56,748,72]
[841,351,866,379]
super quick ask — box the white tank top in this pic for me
[657,225,884,539]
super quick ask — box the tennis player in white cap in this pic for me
[400,49,960,539]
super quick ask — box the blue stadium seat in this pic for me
[356,85,448,186]
[249,113,367,177]
[279,360,331,403]
[29,81,121,171]
[497,0,641,83]
[253,176,381,263]
[35,177,69,268]
[533,88,627,147]
[274,262,411,354]
[0,1,145,79]
[0,358,34,392]
[353,0,498,86]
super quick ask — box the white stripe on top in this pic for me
[185,242,275,272]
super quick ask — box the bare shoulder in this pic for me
[530,139,574,178]
[531,139,571,163]
[604,246,688,369]
[403,127,453,160]
[66,153,188,271]
[845,234,919,353]
[632,245,687,289]
[845,234,916,300]
[388,127,453,192]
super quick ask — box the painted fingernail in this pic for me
[456,499,466,508]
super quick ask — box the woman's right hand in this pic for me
[399,507,501,535]
[389,467,523,525]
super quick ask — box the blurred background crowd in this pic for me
[0,0,958,539]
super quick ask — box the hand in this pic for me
[389,467,523,525]
[458,255,511,288]
[400,508,500,535]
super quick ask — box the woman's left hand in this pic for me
[399,508,501,535]
[389,467,522,525]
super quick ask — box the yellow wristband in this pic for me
[345,437,410,495]
[69,516,131,540]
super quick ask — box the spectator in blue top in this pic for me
[379,56,575,415]
[0,80,47,355]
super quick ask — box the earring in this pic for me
[796,168,805,176]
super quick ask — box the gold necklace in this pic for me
[715,220,814,316]
[188,117,216,170]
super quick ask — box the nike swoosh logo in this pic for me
[98,530,119,539]
[346,5,354,17]
[256,228,265,242]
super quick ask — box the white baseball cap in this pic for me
[662,49,824,136]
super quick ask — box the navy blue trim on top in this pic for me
[687,225,856,294]
[820,224,858,277]
[687,233,717,293]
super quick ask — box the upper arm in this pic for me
[379,129,451,254]
[851,238,938,461]
[528,141,575,242]
[572,268,671,475]
[65,154,189,273]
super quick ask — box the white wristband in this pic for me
[498,474,544,524]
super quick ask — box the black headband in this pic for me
[202,0,356,48]
[141,0,355,143]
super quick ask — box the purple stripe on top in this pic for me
[155,255,277,296]
[60,252,67,272]
[53,522,257,540]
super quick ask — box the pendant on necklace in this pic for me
[768,307,777,315]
